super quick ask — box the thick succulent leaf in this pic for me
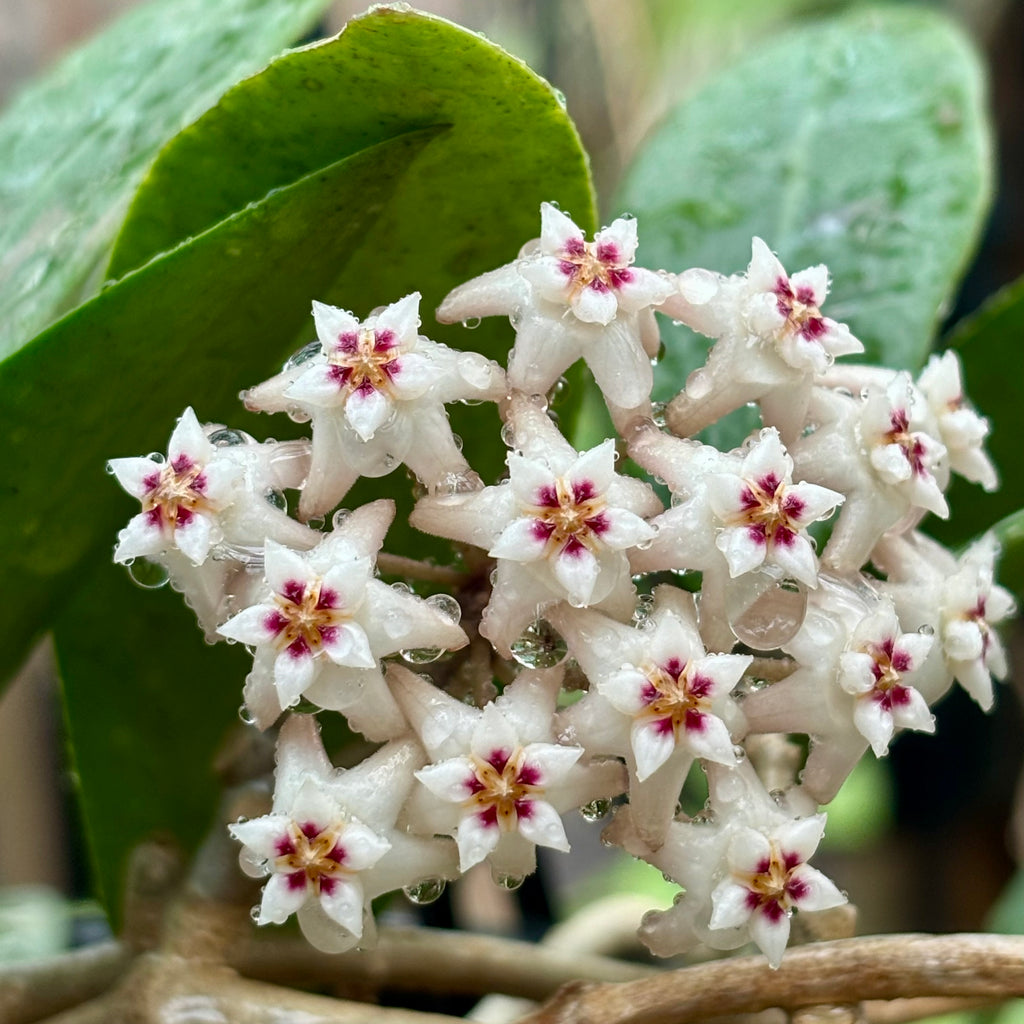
[2,132,431,684]
[931,275,1024,547]
[618,5,991,412]
[0,0,335,360]
[54,556,251,925]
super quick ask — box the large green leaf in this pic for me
[0,0,335,361]
[618,5,991,408]
[3,132,432,684]
[107,6,595,492]
[930,276,1024,547]
[55,555,251,924]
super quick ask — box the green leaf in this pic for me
[2,131,432,684]
[618,5,991,411]
[107,6,595,497]
[930,276,1024,548]
[55,556,250,925]
[0,0,336,361]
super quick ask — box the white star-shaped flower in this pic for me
[606,759,844,969]
[918,350,997,492]
[410,395,661,656]
[219,500,468,738]
[790,377,948,574]
[628,425,840,653]
[230,715,457,953]
[244,292,506,519]
[742,578,935,802]
[108,408,319,636]
[876,532,1014,711]
[661,238,863,443]
[437,203,674,423]
[390,664,626,879]
[552,585,750,848]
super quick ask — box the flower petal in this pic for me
[516,798,570,852]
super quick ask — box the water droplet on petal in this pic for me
[264,488,287,512]
[284,340,322,370]
[249,905,262,923]
[919,623,935,636]
[238,705,256,725]
[510,619,567,668]
[401,646,445,664]
[146,452,166,464]
[128,559,170,589]
[306,515,326,530]
[460,317,482,330]
[403,877,447,905]
[331,509,352,530]
[426,592,462,625]
[209,428,247,447]
[579,798,611,822]
[492,870,525,891]
[651,402,667,428]
[500,422,517,448]
[730,577,808,650]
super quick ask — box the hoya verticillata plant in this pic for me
[109,199,1010,966]
[5,1,1024,1019]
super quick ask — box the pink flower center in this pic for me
[774,277,827,342]
[267,578,345,659]
[465,748,543,832]
[739,844,808,921]
[862,636,913,710]
[884,409,929,477]
[558,236,633,297]
[142,455,210,532]
[529,476,609,557]
[328,327,400,396]
[638,657,714,739]
[274,820,347,895]
[733,472,805,548]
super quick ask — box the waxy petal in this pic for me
[516,799,570,852]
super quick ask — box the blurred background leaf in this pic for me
[617,6,991,428]
[0,0,337,361]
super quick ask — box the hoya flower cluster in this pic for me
[109,203,1010,968]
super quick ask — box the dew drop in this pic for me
[492,870,525,891]
[500,422,517,448]
[730,577,808,650]
[403,877,446,905]
[651,402,667,428]
[433,470,483,496]
[579,798,611,822]
[264,489,287,512]
[918,623,935,636]
[238,705,256,725]
[209,428,246,447]
[632,593,655,627]
[249,905,261,923]
[426,592,462,625]
[391,581,412,594]
[510,619,568,669]
[146,452,166,464]
[307,515,326,530]
[460,317,482,330]
[285,405,312,424]
[128,559,170,589]
[331,509,351,530]
[284,340,321,370]
[401,646,445,665]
